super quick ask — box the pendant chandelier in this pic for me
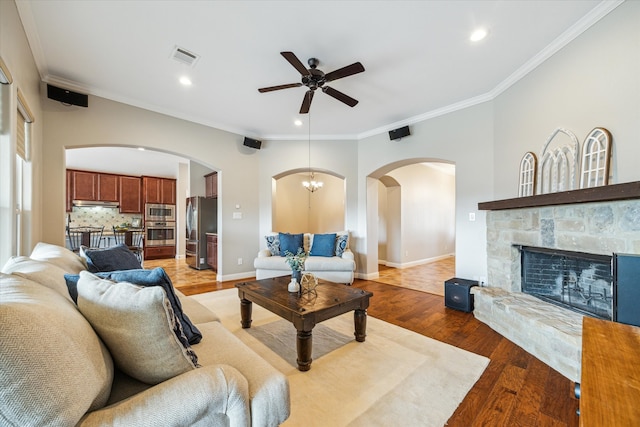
[302,112,323,192]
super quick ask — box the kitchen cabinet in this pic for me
[97,174,119,202]
[206,233,218,271]
[204,172,218,198]
[144,245,175,260]
[72,170,98,201]
[66,170,73,212]
[143,177,176,205]
[70,170,118,202]
[119,176,142,213]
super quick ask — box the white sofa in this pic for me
[254,232,356,285]
[0,242,290,427]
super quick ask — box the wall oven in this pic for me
[145,203,176,222]
[145,221,176,247]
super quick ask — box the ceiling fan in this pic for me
[258,51,365,114]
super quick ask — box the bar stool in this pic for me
[113,227,144,263]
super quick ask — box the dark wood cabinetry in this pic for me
[71,170,98,201]
[143,177,176,205]
[119,176,142,213]
[66,170,73,212]
[70,170,119,202]
[205,172,218,198]
[67,170,174,214]
[206,233,218,271]
[144,245,176,260]
[97,174,119,202]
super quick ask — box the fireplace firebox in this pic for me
[520,246,640,326]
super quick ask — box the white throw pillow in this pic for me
[76,271,199,384]
[0,273,113,426]
[30,242,87,273]
[1,256,74,302]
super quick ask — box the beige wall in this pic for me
[493,0,640,199]
[386,163,455,266]
[41,95,260,280]
[273,172,345,234]
[359,102,494,280]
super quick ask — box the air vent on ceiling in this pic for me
[170,46,200,67]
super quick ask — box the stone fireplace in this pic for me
[472,184,640,382]
[485,199,640,294]
[520,246,612,320]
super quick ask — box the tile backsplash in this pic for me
[68,207,142,230]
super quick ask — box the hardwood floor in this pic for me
[376,256,455,296]
[147,257,579,426]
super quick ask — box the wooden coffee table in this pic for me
[235,277,373,371]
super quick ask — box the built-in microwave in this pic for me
[145,203,176,222]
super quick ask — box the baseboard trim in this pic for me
[380,253,454,269]
[217,271,256,282]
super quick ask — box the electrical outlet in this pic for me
[469,212,476,221]
[237,258,243,265]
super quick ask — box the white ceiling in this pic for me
[17,1,620,141]
[65,147,188,178]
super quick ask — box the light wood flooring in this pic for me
[146,257,579,426]
[376,256,455,296]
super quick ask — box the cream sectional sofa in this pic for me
[254,231,356,285]
[0,242,289,427]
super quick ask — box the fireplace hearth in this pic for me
[520,246,612,319]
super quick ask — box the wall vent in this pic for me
[170,46,200,67]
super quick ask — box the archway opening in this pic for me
[272,169,346,234]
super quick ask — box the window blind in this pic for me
[16,89,34,161]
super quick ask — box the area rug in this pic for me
[192,289,489,426]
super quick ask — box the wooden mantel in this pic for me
[478,181,640,211]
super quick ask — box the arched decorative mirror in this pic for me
[518,151,537,197]
[538,128,579,194]
[580,127,612,189]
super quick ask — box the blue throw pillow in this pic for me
[81,244,142,273]
[279,232,303,255]
[310,233,337,257]
[64,268,202,345]
[335,234,349,257]
[265,234,280,256]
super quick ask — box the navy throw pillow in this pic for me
[64,268,202,345]
[310,233,337,257]
[81,244,142,273]
[279,232,303,255]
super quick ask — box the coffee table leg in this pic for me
[296,329,313,371]
[240,298,252,328]
[354,309,367,342]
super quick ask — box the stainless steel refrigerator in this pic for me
[186,196,217,270]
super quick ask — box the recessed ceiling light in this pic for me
[294,120,303,126]
[470,28,488,42]
[137,147,145,151]
[179,76,192,86]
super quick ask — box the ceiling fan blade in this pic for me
[281,51,309,76]
[258,83,302,93]
[324,62,365,82]
[300,90,314,114]
[322,86,358,107]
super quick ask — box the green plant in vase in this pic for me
[284,248,307,291]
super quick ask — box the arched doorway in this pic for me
[272,169,346,233]
[368,159,456,288]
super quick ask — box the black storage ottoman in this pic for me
[444,278,479,312]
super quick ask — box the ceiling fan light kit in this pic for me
[258,51,365,114]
